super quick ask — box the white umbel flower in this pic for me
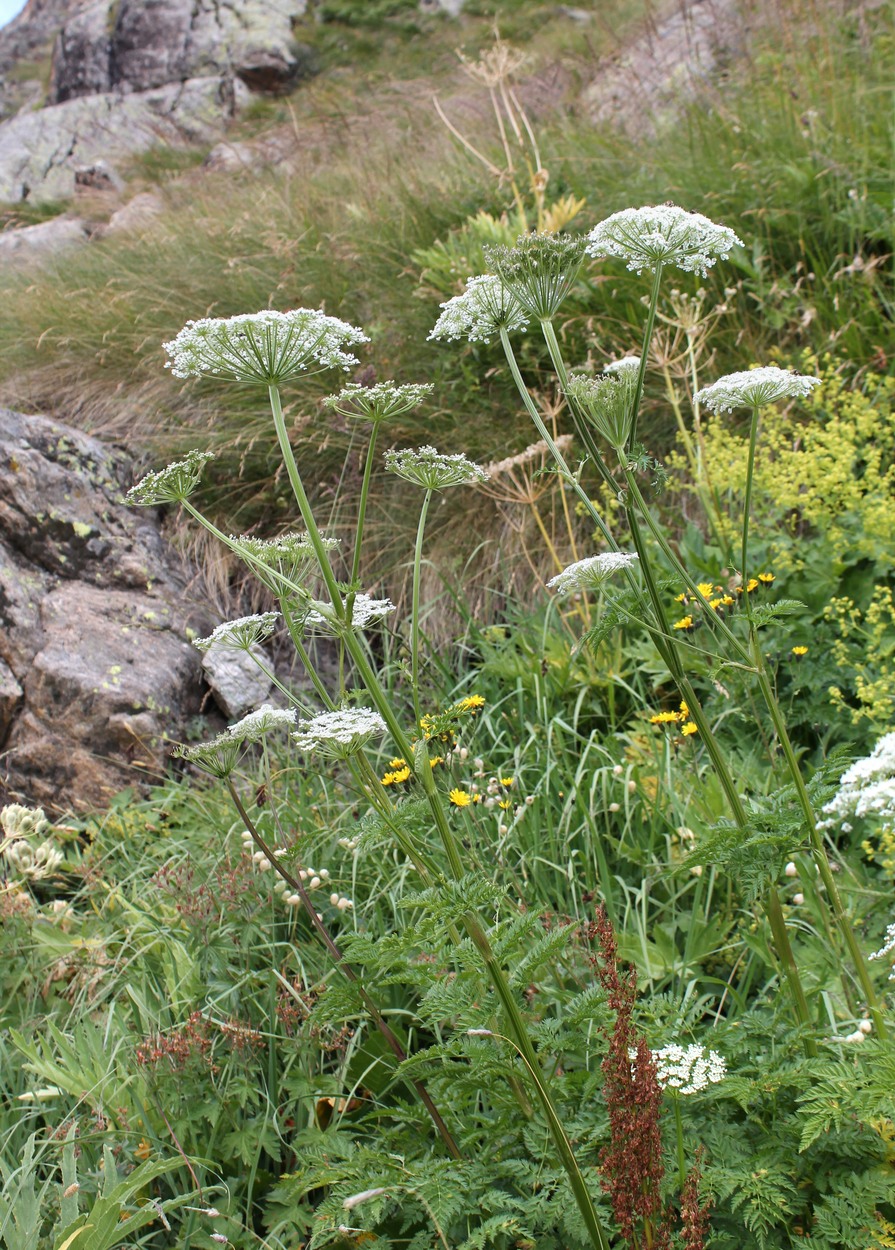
[695,366,821,412]
[586,205,743,276]
[604,355,642,376]
[818,732,895,831]
[163,309,369,384]
[429,274,529,344]
[654,1043,726,1093]
[293,708,388,758]
[384,445,489,490]
[547,552,638,595]
[1,804,50,841]
[870,922,895,980]
[127,449,214,506]
[233,532,338,599]
[323,381,433,422]
[194,612,280,653]
[228,704,297,744]
[305,594,397,635]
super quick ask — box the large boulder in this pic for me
[0,75,247,202]
[0,409,213,812]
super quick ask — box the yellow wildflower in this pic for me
[722,594,735,606]
[389,757,407,769]
[499,776,514,787]
[681,722,698,736]
[429,755,444,767]
[791,646,808,657]
[758,572,775,585]
[679,701,690,718]
[449,788,472,807]
[709,597,723,610]
[381,765,411,786]
[649,711,682,725]
[459,694,486,713]
[697,582,715,597]
[673,615,695,631]
[674,592,688,603]
[134,1138,152,1162]
[498,799,513,810]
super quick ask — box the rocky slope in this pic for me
[0,0,314,203]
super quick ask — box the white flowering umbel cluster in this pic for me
[127,449,215,506]
[293,708,387,759]
[654,1044,726,1093]
[384,445,490,490]
[233,532,337,600]
[229,705,297,745]
[323,381,434,423]
[193,613,280,653]
[1,804,62,882]
[429,275,529,344]
[163,309,369,384]
[586,205,743,277]
[305,594,397,635]
[695,366,822,413]
[870,923,895,981]
[547,552,639,596]
[176,705,297,777]
[818,731,895,832]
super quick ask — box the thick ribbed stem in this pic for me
[411,490,434,733]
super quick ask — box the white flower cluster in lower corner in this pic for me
[818,731,895,832]
[292,708,387,758]
[547,552,638,596]
[654,1043,726,1093]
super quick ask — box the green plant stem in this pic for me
[411,489,434,732]
[623,503,817,1054]
[268,383,344,612]
[673,1097,686,1191]
[751,648,888,1038]
[337,627,604,1241]
[226,780,463,1160]
[474,1028,611,1250]
[741,405,760,597]
[627,262,663,452]
[351,421,380,592]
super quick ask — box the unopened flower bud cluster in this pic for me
[239,831,353,913]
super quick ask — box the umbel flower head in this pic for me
[1,804,50,842]
[547,552,639,596]
[654,1043,726,1094]
[193,612,280,653]
[694,365,822,412]
[227,704,297,745]
[233,532,339,600]
[586,205,743,276]
[163,309,369,385]
[384,445,489,490]
[870,921,895,981]
[127,449,214,506]
[429,274,529,344]
[565,367,640,449]
[306,593,397,636]
[174,732,243,779]
[292,707,387,759]
[323,381,434,423]
[817,730,895,832]
[484,232,587,320]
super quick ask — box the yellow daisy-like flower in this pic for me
[459,694,486,713]
[498,798,513,810]
[737,578,760,596]
[673,615,695,631]
[430,755,444,768]
[649,711,682,725]
[696,582,715,597]
[721,594,735,607]
[758,572,775,585]
[381,765,412,786]
[389,757,407,769]
[674,592,688,603]
[449,788,472,807]
[499,776,514,787]
[681,722,698,736]
[679,700,690,719]
[792,645,809,657]
[709,597,723,610]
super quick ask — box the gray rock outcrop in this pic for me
[0,0,314,203]
[0,75,248,202]
[0,409,212,811]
